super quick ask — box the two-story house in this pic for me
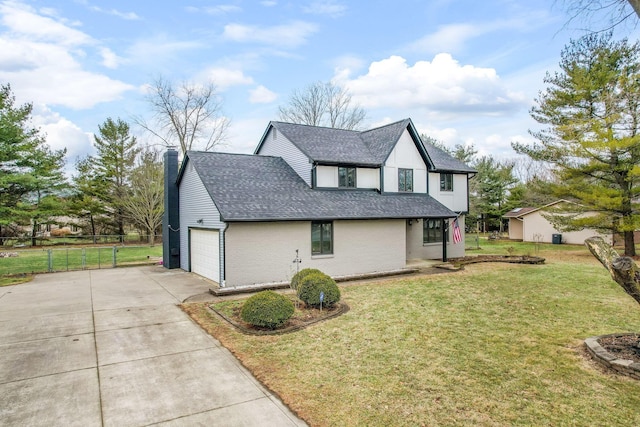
[163,119,475,289]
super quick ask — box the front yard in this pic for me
[183,243,640,426]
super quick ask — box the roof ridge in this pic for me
[358,118,409,135]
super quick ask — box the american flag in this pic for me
[452,218,462,244]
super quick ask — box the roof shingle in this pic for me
[186,151,456,222]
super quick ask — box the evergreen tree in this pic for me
[470,156,518,232]
[78,117,140,240]
[0,84,67,242]
[513,33,640,256]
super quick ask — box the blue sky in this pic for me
[1,0,637,173]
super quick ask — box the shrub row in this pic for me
[240,268,341,329]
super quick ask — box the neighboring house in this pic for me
[163,119,476,288]
[503,200,612,244]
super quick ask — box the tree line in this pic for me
[3,28,640,257]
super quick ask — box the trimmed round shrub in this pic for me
[297,272,340,308]
[290,268,324,291]
[240,291,294,329]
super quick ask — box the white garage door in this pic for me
[190,229,219,283]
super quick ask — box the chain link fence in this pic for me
[0,245,163,276]
[0,234,160,248]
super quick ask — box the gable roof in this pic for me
[503,200,576,218]
[503,207,537,218]
[423,143,477,173]
[256,119,469,171]
[182,151,456,222]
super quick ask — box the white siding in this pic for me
[406,216,466,260]
[383,130,427,193]
[178,161,226,279]
[428,172,469,212]
[316,165,380,189]
[521,211,611,245]
[225,220,406,287]
[256,127,312,186]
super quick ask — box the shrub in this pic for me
[290,268,324,291]
[297,272,340,308]
[240,290,294,329]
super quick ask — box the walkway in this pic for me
[0,266,306,426]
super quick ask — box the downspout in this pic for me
[219,222,229,287]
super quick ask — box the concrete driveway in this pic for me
[0,266,306,427]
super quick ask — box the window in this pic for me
[338,167,356,188]
[312,221,333,255]
[398,168,413,192]
[440,173,453,191]
[423,219,448,244]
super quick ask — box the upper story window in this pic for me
[338,167,356,188]
[398,168,413,192]
[440,173,453,191]
[311,221,333,255]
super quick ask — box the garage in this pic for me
[189,228,220,283]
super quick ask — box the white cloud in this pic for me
[31,104,94,172]
[222,21,318,48]
[202,67,254,90]
[261,1,277,6]
[408,23,481,55]
[125,36,203,66]
[89,6,140,20]
[100,47,120,69]
[0,1,134,108]
[249,85,277,104]
[0,1,91,46]
[0,37,134,109]
[303,1,347,17]
[187,5,242,15]
[336,54,525,115]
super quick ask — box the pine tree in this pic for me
[0,84,67,243]
[513,33,640,256]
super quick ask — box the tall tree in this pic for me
[24,145,68,246]
[0,84,67,243]
[279,81,366,130]
[137,77,229,156]
[470,156,519,232]
[513,33,640,256]
[121,147,163,244]
[86,117,140,239]
[70,156,109,243]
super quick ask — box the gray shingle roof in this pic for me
[423,143,476,173]
[270,119,430,167]
[186,151,455,222]
[268,119,475,174]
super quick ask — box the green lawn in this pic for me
[187,244,640,427]
[0,245,162,276]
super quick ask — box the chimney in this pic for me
[162,149,180,269]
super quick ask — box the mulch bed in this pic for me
[452,255,545,266]
[598,334,640,364]
[208,301,350,335]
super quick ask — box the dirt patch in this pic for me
[207,300,349,335]
[598,334,640,364]
[452,255,545,266]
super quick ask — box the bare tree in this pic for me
[563,1,639,31]
[121,147,163,245]
[137,77,230,156]
[278,81,366,130]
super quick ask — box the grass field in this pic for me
[0,245,163,277]
[184,241,640,426]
